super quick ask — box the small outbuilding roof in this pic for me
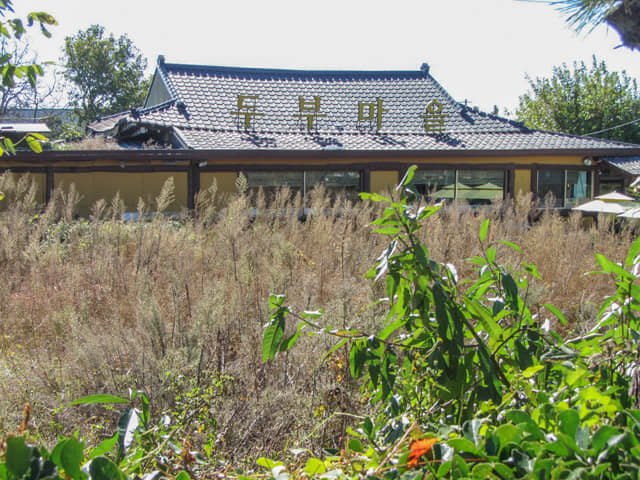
[0,123,50,134]
[602,156,640,175]
[89,57,640,154]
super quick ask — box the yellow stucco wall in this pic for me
[201,172,238,194]
[54,172,188,215]
[513,169,531,197]
[371,170,398,193]
[0,172,46,206]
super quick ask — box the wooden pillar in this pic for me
[187,161,200,210]
[362,167,371,193]
[45,167,54,204]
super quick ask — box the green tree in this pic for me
[0,0,55,154]
[516,56,640,144]
[529,0,640,50]
[63,25,148,126]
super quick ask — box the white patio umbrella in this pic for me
[619,207,640,219]
[573,200,630,214]
[595,192,635,202]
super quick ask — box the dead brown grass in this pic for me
[0,172,634,465]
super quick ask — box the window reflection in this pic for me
[412,169,505,204]
[244,170,361,200]
[537,169,592,208]
[306,171,361,200]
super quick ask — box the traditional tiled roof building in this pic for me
[7,57,640,215]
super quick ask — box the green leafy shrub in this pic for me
[261,166,640,478]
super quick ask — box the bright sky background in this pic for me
[12,0,640,115]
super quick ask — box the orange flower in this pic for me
[407,438,437,468]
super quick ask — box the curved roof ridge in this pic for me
[138,98,177,115]
[162,62,427,80]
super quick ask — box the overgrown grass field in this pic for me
[0,172,636,470]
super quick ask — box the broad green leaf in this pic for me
[505,411,543,440]
[279,322,305,352]
[59,438,85,480]
[543,304,568,325]
[88,457,127,480]
[304,458,326,476]
[256,457,279,470]
[323,337,349,360]
[175,472,191,480]
[373,225,402,235]
[378,317,403,341]
[28,132,47,141]
[596,254,632,279]
[544,440,569,457]
[262,316,285,361]
[359,191,391,203]
[268,294,286,311]
[558,409,579,438]
[479,219,490,243]
[626,235,640,268]
[437,460,452,477]
[5,437,33,477]
[465,298,501,342]
[498,240,521,253]
[301,309,323,319]
[89,435,118,459]
[494,424,521,449]
[26,134,42,153]
[493,462,515,479]
[68,394,129,406]
[597,434,626,464]
[522,365,545,378]
[3,137,15,154]
[591,425,620,453]
[349,340,366,378]
[591,463,611,477]
[348,438,364,453]
[501,274,519,311]
[447,437,479,455]
[397,165,417,189]
[471,463,494,477]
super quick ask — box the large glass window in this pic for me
[412,170,455,199]
[305,171,361,200]
[245,171,303,198]
[412,168,505,204]
[458,170,505,205]
[244,170,361,199]
[537,169,592,207]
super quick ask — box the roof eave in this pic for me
[11,146,640,163]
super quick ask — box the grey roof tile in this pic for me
[89,61,640,153]
[603,156,640,175]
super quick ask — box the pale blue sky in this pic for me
[12,0,640,114]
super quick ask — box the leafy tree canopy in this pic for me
[63,24,148,126]
[528,0,640,50]
[0,1,55,155]
[516,56,640,144]
[0,1,55,89]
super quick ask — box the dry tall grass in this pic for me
[0,172,634,465]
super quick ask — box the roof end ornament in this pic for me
[420,62,430,75]
[157,55,165,66]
